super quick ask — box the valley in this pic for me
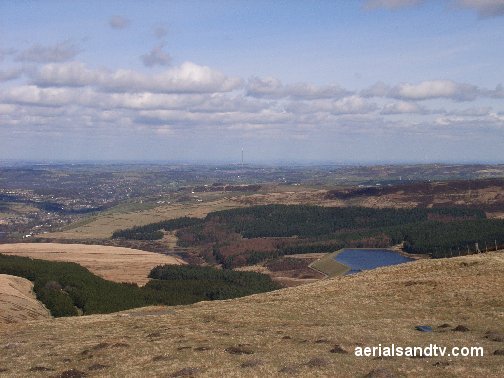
[0,163,503,377]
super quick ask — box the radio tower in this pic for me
[241,148,244,167]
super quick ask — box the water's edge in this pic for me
[310,248,415,278]
[334,248,414,275]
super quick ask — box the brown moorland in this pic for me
[234,179,504,216]
[0,243,185,286]
[0,252,502,377]
[0,274,51,326]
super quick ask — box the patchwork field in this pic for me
[0,243,185,286]
[0,274,51,326]
[0,252,502,377]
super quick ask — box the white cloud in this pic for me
[109,15,131,29]
[389,80,479,101]
[434,113,504,130]
[0,85,101,107]
[285,96,377,115]
[141,44,172,67]
[247,76,351,99]
[108,92,206,110]
[34,62,105,87]
[15,41,80,63]
[31,61,242,93]
[104,62,243,93]
[2,57,502,146]
[330,96,377,114]
[381,101,426,114]
[363,80,503,101]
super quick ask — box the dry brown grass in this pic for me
[234,184,504,211]
[0,274,51,326]
[45,198,245,240]
[234,189,345,207]
[0,252,502,377]
[0,243,185,286]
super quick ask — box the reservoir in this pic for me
[334,248,413,274]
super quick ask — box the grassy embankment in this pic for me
[309,249,350,277]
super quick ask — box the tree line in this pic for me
[112,217,203,240]
[0,254,280,317]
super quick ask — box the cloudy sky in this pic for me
[0,0,503,163]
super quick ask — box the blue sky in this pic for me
[0,0,503,163]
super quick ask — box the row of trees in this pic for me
[112,217,203,240]
[387,219,504,258]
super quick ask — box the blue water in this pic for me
[334,248,413,274]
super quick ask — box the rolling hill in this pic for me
[0,252,502,377]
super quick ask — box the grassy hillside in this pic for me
[0,252,502,377]
[0,274,51,325]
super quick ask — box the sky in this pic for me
[0,0,503,164]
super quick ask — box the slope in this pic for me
[0,274,51,325]
[0,252,502,377]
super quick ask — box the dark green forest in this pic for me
[212,205,502,258]
[110,205,503,263]
[149,264,280,299]
[206,205,485,237]
[0,254,280,317]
